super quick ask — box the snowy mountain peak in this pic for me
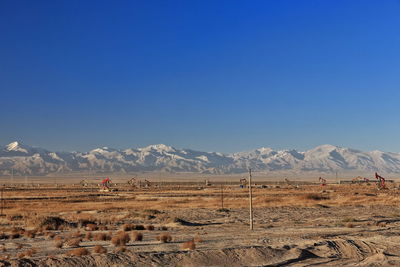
[143,144,175,152]
[2,142,400,175]
[309,144,340,153]
[5,141,28,153]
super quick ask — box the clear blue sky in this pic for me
[1,1,400,153]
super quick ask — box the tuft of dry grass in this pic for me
[93,232,111,241]
[114,246,126,253]
[93,245,107,254]
[145,225,155,231]
[17,248,37,258]
[39,216,71,231]
[304,193,329,201]
[54,240,63,249]
[157,233,172,243]
[181,239,196,250]
[66,237,82,248]
[131,231,143,241]
[23,230,37,238]
[111,231,130,246]
[85,232,92,241]
[85,224,98,231]
[66,247,90,256]
[135,225,145,230]
[122,224,135,231]
[70,231,83,238]
[194,235,203,243]
[45,231,56,239]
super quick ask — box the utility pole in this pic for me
[248,168,254,230]
[0,185,4,217]
[11,168,14,186]
[335,171,338,184]
[220,184,224,209]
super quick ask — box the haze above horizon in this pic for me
[1,1,400,153]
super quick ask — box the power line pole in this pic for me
[0,185,4,217]
[220,184,224,209]
[248,168,254,230]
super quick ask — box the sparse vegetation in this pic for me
[145,225,155,231]
[157,233,172,243]
[111,232,130,246]
[93,232,111,241]
[93,245,107,254]
[66,237,81,248]
[131,231,143,241]
[66,247,90,256]
[304,193,329,201]
[181,239,196,250]
[54,240,63,249]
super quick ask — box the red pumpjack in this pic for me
[375,172,387,190]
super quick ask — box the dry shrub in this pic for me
[24,230,36,238]
[194,235,203,243]
[17,248,36,258]
[159,226,168,231]
[0,254,10,260]
[346,223,355,228]
[85,232,92,241]
[66,238,81,248]
[45,232,56,239]
[67,247,90,256]
[0,233,9,239]
[304,193,329,201]
[0,245,6,252]
[99,225,108,231]
[54,235,63,241]
[24,248,36,257]
[131,231,143,241]
[377,222,387,227]
[70,231,83,238]
[54,240,63,249]
[122,224,135,231]
[16,243,24,249]
[93,245,107,254]
[181,240,196,250]
[85,224,98,231]
[93,232,111,241]
[157,233,172,243]
[111,232,130,246]
[7,214,23,221]
[135,225,145,230]
[39,216,72,230]
[9,227,23,239]
[145,225,154,231]
[115,246,126,253]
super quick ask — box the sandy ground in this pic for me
[1,181,400,266]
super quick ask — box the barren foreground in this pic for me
[1,180,400,266]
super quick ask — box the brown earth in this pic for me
[1,180,400,266]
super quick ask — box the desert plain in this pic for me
[1,175,400,266]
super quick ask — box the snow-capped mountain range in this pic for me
[1,141,400,175]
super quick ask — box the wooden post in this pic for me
[220,184,224,209]
[0,185,4,216]
[248,168,254,230]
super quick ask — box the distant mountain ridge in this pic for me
[1,141,400,175]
